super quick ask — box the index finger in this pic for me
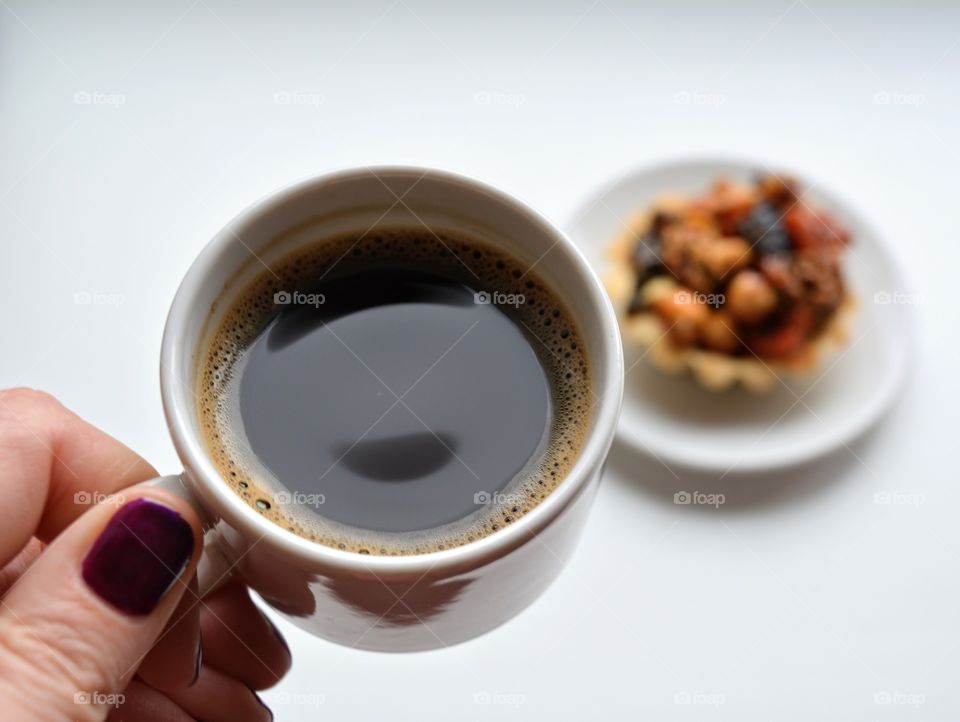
[0,387,159,568]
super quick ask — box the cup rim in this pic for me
[161,165,624,574]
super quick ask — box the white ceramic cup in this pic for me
[152,166,623,652]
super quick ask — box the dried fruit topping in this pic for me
[694,236,752,280]
[630,212,672,281]
[715,201,754,236]
[746,306,813,359]
[792,254,844,313]
[650,211,676,235]
[785,207,850,253]
[757,174,800,208]
[631,235,663,278]
[661,223,716,294]
[700,311,740,354]
[709,179,758,235]
[652,287,710,348]
[737,202,791,257]
[759,255,802,299]
[726,269,779,324]
[620,172,851,364]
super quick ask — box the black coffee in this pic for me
[198,228,591,555]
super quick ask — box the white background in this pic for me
[1,1,958,720]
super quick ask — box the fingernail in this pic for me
[82,498,195,615]
[191,631,204,686]
[250,687,274,720]
[265,617,290,658]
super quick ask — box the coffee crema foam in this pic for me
[197,227,592,555]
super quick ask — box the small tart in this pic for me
[605,181,856,393]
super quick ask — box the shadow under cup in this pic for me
[162,168,623,650]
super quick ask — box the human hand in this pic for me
[0,389,291,721]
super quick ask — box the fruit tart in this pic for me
[605,173,856,391]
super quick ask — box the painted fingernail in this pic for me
[265,617,290,658]
[82,498,195,615]
[250,687,274,720]
[191,631,204,686]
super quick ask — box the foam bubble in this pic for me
[197,227,592,555]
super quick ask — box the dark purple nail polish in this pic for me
[191,631,204,686]
[250,686,274,720]
[82,498,195,615]
[266,617,290,658]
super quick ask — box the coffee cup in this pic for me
[150,166,623,651]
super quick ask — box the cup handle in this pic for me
[143,474,235,597]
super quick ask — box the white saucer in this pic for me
[566,158,912,473]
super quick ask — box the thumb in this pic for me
[0,487,202,721]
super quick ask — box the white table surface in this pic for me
[1,1,957,719]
